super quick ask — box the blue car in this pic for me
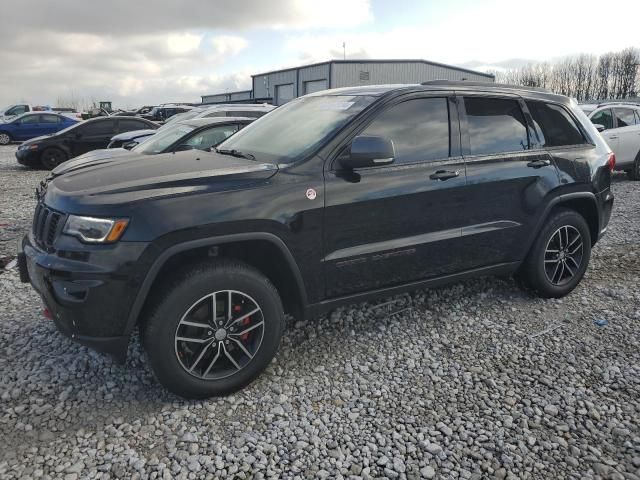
[0,112,78,145]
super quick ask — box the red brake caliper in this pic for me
[233,305,251,341]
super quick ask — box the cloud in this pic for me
[0,0,373,107]
[211,36,250,57]
[167,33,203,55]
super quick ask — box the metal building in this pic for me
[201,90,253,105]
[201,59,494,106]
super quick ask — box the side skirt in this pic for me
[305,261,520,319]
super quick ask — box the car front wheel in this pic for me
[143,260,284,399]
[40,148,67,169]
[518,208,591,298]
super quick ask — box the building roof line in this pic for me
[250,59,494,80]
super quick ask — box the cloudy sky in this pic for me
[1,0,639,109]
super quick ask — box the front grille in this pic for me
[32,203,65,250]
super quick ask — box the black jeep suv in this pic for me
[19,81,615,398]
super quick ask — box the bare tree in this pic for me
[494,47,639,102]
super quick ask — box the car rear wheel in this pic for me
[40,148,67,170]
[627,151,640,181]
[143,260,284,399]
[0,132,11,145]
[518,208,591,298]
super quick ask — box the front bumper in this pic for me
[18,233,148,363]
[15,148,40,166]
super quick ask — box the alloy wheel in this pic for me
[543,225,584,286]
[41,150,65,169]
[174,290,265,380]
[0,133,10,145]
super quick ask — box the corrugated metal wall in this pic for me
[298,64,330,95]
[201,90,252,104]
[331,62,492,88]
[253,70,297,102]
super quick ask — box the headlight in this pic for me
[63,215,129,243]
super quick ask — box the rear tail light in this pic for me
[606,152,616,171]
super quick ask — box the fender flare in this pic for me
[124,232,308,334]
[524,191,600,256]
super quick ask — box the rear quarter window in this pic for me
[526,101,587,147]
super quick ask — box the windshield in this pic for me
[216,95,376,163]
[157,109,204,131]
[133,124,195,154]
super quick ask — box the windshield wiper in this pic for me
[215,148,255,161]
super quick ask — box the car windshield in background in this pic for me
[133,124,195,154]
[158,109,204,131]
[216,95,376,163]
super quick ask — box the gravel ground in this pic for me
[0,144,639,480]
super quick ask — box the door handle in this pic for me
[526,159,551,168]
[429,170,460,180]
[608,136,618,139]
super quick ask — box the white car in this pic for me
[581,102,640,180]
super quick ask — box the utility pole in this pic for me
[343,42,346,60]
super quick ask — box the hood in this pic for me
[111,129,157,141]
[22,133,55,145]
[52,148,131,175]
[45,149,278,208]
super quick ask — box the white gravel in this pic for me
[0,144,639,479]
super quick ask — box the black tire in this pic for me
[0,132,11,145]
[518,208,591,298]
[627,151,640,181]
[143,260,284,399]
[40,148,67,170]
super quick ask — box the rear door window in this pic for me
[526,101,586,147]
[40,114,60,124]
[613,108,639,127]
[82,120,116,135]
[463,97,528,155]
[590,109,613,130]
[119,119,151,132]
[360,97,450,164]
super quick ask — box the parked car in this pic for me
[18,81,614,398]
[107,129,158,149]
[60,117,255,171]
[15,116,158,169]
[0,104,34,120]
[115,106,156,117]
[0,113,78,145]
[112,104,275,149]
[141,105,193,122]
[581,102,640,179]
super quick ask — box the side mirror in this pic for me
[173,144,194,152]
[594,123,606,133]
[340,135,395,170]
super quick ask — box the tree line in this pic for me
[492,47,640,102]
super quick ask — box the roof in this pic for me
[305,81,570,103]
[251,59,495,80]
[179,117,255,128]
[202,90,252,98]
[201,103,274,110]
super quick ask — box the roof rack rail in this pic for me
[596,101,640,108]
[420,79,552,93]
